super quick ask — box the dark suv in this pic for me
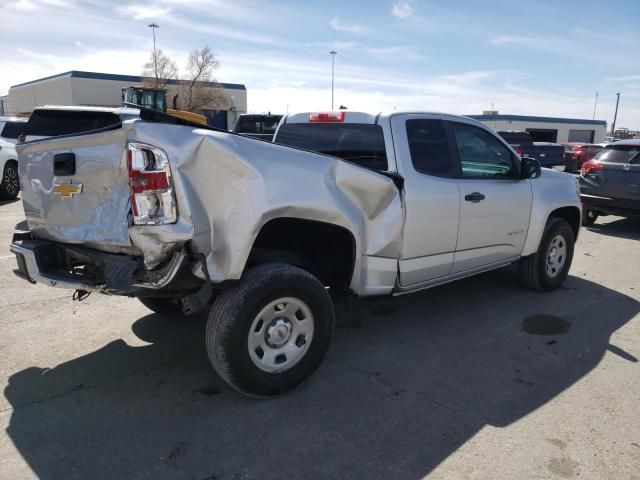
[579,139,640,225]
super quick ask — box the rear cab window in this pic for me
[274,122,388,171]
[406,119,454,177]
[25,110,121,137]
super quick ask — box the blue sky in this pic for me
[2,0,639,128]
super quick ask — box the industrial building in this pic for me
[469,113,607,144]
[0,71,247,130]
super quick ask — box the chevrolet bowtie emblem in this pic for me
[53,181,83,199]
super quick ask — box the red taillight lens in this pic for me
[309,111,345,123]
[127,143,177,225]
[580,160,604,177]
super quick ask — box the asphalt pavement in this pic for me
[0,196,638,480]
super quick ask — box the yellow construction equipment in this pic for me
[122,86,208,125]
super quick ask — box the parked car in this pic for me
[579,139,640,225]
[233,113,283,141]
[497,131,566,171]
[10,108,581,397]
[562,143,603,171]
[0,138,19,199]
[0,116,28,144]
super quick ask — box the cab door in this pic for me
[390,115,461,286]
[447,121,532,273]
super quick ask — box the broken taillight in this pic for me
[127,143,177,225]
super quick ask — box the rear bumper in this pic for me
[580,193,640,217]
[10,233,188,293]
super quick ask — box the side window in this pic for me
[452,123,515,178]
[406,119,454,177]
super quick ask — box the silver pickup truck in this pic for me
[10,108,581,397]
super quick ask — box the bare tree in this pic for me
[141,49,178,89]
[178,46,230,112]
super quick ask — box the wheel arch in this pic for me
[245,217,357,291]
[522,203,581,257]
[2,158,18,171]
[549,206,581,240]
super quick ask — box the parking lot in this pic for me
[0,196,638,479]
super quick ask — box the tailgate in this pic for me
[17,126,132,246]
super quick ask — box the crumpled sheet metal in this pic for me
[18,129,132,247]
[130,121,404,294]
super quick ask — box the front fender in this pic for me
[521,170,581,257]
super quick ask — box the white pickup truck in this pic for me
[10,108,581,397]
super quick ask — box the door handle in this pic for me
[464,192,485,203]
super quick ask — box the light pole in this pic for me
[330,50,337,110]
[592,92,598,120]
[611,92,620,136]
[148,22,159,77]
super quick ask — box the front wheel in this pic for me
[206,263,334,398]
[518,218,575,291]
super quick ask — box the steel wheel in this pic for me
[3,165,19,197]
[248,296,314,373]
[545,234,567,278]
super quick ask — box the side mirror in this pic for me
[521,156,541,179]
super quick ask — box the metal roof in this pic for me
[468,114,606,127]
[11,70,246,91]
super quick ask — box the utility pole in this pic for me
[611,92,620,136]
[592,92,598,120]
[148,22,160,78]
[330,50,337,110]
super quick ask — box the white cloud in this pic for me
[8,0,37,10]
[306,41,427,62]
[329,18,369,35]
[605,75,640,82]
[488,36,540,46]
[118,4,172,20]
[392,1,414,19]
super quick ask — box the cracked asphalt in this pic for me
[1,197,639,480]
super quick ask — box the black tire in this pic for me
[206,263,334,398]
[582,209,598,226]
[138,296,187,317]
[0,163,20,200]
[518,217,575,292]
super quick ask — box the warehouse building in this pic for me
[469,112,607,144]
[2,71,247,129]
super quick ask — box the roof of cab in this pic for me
[283,110,480,125]
[37,105,140,116]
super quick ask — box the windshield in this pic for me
[594,144,640,164]
[274,123,388,170]
[1,121,28,139]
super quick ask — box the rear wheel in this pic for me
[0,163,19,200]
[206,263,334,398]
[582,209,598,226]
[518,218,575,291]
